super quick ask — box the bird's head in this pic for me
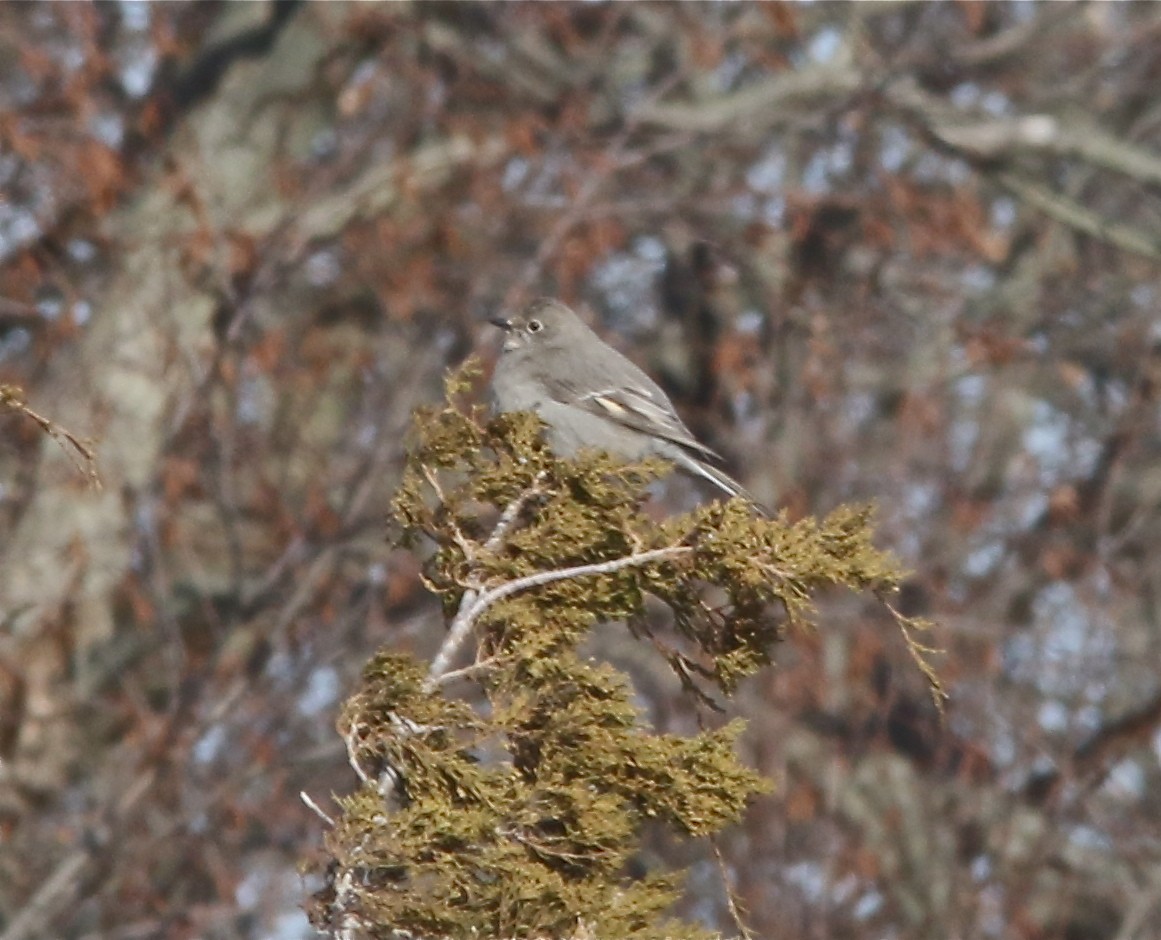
[489,298,587,354]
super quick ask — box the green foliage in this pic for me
[312,362,940,939]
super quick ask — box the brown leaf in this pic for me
[80,141,127,211]
[784,781,819,821]
[162,456,202,503]
[1047,484,1080,524]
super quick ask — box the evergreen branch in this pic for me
[321,389,938,938]
[711,835,757,940]
[880,594,948,712]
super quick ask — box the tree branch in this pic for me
[425,495,690,688]
[994,170,1161,260]
[441,544,692,666]
[291,134,508,247]
[425,472,547,686]
[636,66,861,134]
[930,116,1161,188]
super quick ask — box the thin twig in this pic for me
[0,384,101,488]
[343,721,372,785]
[710,835,756,940]
[880,595,948,712]
[300,790,336,827]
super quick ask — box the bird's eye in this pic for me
[527,319,543,333]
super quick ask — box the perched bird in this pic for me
[490,297,764,513]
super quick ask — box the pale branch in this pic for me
[883,81,1161,260]
[300,790,336,827]
[637,66,861,134]
[427,539,691,688]
[291,134,508,247]
[425,604,479,690]
[994,170,1161,260]
[444,544,693,659]
[342,722,373,786]
[0,850,91,940]
[429,656,503,690]
[637,55,1161,197]
[930,116,1161,188]
[425,472,547,687]
[484,471,548,553]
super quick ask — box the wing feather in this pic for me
[535,361,724,464]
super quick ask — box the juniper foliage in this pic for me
[311,364,940,939]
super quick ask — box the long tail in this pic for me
[676,451,769,517]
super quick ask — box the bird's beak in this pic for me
[488,316,511,331]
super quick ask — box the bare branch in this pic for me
[0,849,90,940]
[636,66,862,134]
[995,170,1161,260]
[300,790,336,827]
[343,721,372,786]
[428,656,503,689]
[291,135,508,247]
[0,384,101,489]
[931,116,1161,188]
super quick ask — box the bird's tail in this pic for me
[678,452,770,517]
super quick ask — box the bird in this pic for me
[489,297,765,514]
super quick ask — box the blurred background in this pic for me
[2,2,1161,938]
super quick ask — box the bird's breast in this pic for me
[491,357,544,413]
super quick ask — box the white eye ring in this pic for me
[527,319,543,333]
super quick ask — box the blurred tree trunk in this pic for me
[1,7,356,936]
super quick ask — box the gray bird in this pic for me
[489,298,764,513]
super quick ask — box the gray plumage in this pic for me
[489,298,764,513]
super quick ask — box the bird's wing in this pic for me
[541,370,724,464]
